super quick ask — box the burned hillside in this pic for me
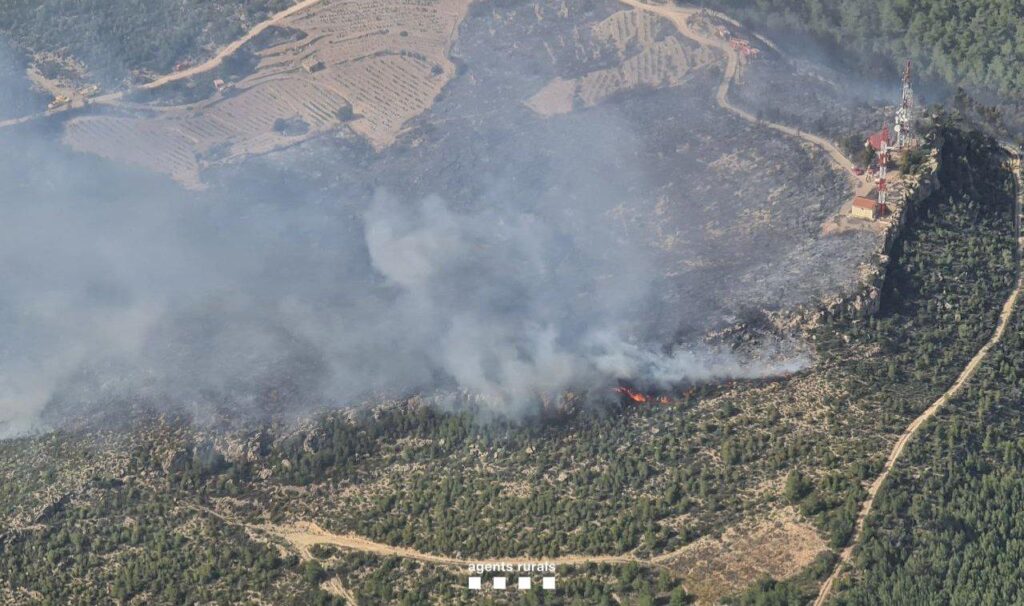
[5,0,1023,604]
[247,0,874,339]
[0,0,906,434]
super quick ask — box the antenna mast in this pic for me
[894,60,914,148]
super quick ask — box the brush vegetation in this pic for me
[0,0,290,85]
[1,118,1019,604]
[707,0,1024,99]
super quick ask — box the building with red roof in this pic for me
[866,126,890,152]
[852,195,883,220]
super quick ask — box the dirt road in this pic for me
[811,149,1024,606]
[0,113,45,129]
[137,0,326,92]
[618,0,855,176]
[0,0,327,122]
[256,520,640,567]
[258,517,725,567]
[198,504,641,570]
[613,5,1024,600]
[262,520,696,604]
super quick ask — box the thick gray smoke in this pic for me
[0,87,806,440]
[361,192,806,409]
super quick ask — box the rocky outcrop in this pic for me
[832,151,941,317]
[771,145,943,332]
[213,431,270,464]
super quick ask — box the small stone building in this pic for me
[852,196,881,220]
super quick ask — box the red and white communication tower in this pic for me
[894,60,915,148]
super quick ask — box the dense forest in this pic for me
[0,0,290,85]
[705,0,1024,100]
[835,307,1024,602]
[732,118,1019,604]
[829,158,1024,601]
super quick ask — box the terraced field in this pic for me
[56,0,877,329]
[527,10,715,115]
[63,0,472,187]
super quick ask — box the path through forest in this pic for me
[130,0,326,92]
[255,520,641,567]
[811,147,1024,605]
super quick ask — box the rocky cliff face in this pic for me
[769,144,943,334]
[841,150,942,317]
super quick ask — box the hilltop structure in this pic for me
[855,61,916,222]
[893,60,915,149]
[855,124,891,221]
[852,195,882,220]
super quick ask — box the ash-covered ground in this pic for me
[232,0,875,339]
[731,51,894,150]
[1,0,886,431]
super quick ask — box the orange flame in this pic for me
[613,386,648,403]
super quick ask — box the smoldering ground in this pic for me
[5,0,866,438]
[0,106,810,438]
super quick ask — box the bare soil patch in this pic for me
[64,0,472,186]
[659,507,827,604]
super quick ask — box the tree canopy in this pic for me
[706,0,1024,99]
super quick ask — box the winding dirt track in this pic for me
[187,503,655,570]
[616,3,1024,603]
[135,0,326,91]
[811,150,1024,605]
[0,0,327,125]
[0,113,44,129]
[256,520,641,567]
[617,0,854,175]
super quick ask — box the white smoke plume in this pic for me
[0,64,810,439]
[358,191,807,412]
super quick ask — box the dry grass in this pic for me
[660,506,827,604]
[525,9,715,117]
[64,0,472,187]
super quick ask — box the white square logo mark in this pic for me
[468,576,481,590]
[518,576,531,590]
[493,576,507,590]
[542,576,556,590]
